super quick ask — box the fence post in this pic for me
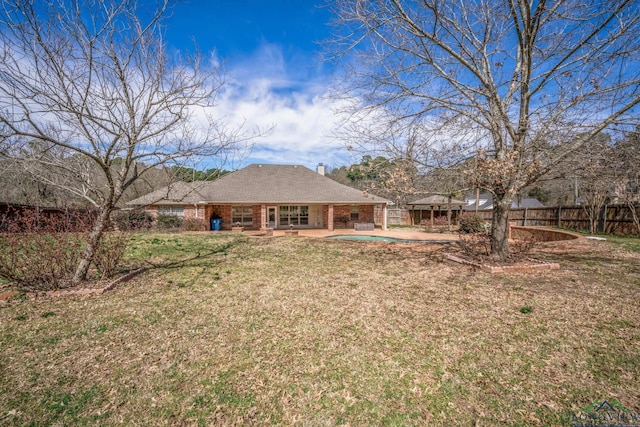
[523,208,528,226]
[557,206,561,228]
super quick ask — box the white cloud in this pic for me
[213,42,356,170]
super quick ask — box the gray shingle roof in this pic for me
[408,195,467,207]
[127,164,390,206]
[462,193,544,210]
[514,198,545,208]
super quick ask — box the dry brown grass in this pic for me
[0,233,639,425]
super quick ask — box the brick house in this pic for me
[127,164,391,231]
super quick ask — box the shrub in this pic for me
[421,215,451,231]
[457,231,537,262]
[459,213,490,234]
[112,210,153,231]
[432,215,449,226]
[458,233,492,260]
[509,236,537,261]
[182,218,208,231]
[156,214,183,230]
[0,207,130,291]
[0,208,91,291]
[92,232,129,278]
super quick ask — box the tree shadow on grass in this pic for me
[139,241,236,272]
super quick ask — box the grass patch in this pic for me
[606,235,640,253]
[520,305,533,314]
[560,229,640,253]
[0,232,639,425]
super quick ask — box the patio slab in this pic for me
[266,228,458,241]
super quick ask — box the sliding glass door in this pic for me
[279,205,309,226]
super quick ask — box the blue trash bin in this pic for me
[210,217,221,231]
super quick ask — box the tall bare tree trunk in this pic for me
[72,207,112,285]
[627,200,640,235]
[491,199,510,260]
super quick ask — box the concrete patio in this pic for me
[250,227,459,241]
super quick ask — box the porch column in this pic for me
[260,204,267,230]
[382,203,388,231]
[328,204,334,231]
[430,207,434,226]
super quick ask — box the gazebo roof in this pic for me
[407,195,467,209]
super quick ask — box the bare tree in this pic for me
[330,0,640,259]
[0,157,62,206]
[614,128,640,234]
[0,0,254,284]
[572,137,615,234]
[341,154,422,206]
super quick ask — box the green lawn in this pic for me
[1,232,639,425]
[605,235,640,253]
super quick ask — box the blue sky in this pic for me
[160,0,354,171]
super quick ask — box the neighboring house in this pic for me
[127,164,391,231]
[463,193,544,211]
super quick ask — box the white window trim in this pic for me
[157,205,185,217]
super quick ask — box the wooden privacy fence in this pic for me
[373,207,411,226]
[467,204,639,236]
[386,208,409,225]
[377,203,639,236]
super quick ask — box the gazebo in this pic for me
[407,195,468,226]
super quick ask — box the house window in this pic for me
[157,206,184,217]
[350,206,359,221]
[232,206,253,226]
[279,205,309,226]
